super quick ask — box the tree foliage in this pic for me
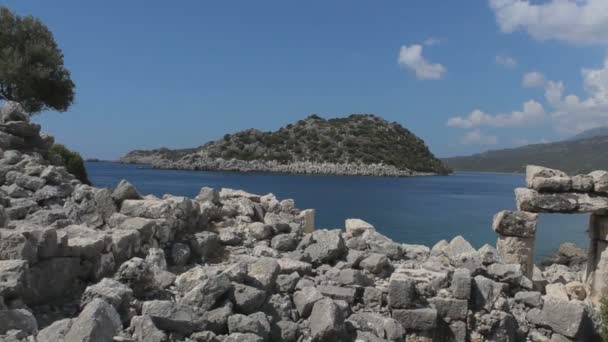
[49,144,91,185]
[0,6,75,113]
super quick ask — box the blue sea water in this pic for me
[85,162,589,259]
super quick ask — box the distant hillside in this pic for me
[568,126,608,141]
[121,147,197,164]
[120,114,450,176]
[443,135,608,174]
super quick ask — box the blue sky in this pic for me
[3,0,608,159]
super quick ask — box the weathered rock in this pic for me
[112,179,142,204]
[305,229,346,265]
[191,231,222,262]
[337,268,373,287]
[0,260,27,297]
[224,333,264,342]
[496,235,534,279]
[170,242,191,266]
[247,257,280,290]
[276,272,300,293]
[114,257,157,298]
[309,298,345,340]
[0,228,38,262]
[22,257,80,305]
[360,253,393,278]
[572,174,594,192]
[450,268,471,300]
[227,312,270,340]
[249,222,273,240]
[36,318,73,342]
[492,210,537,238]
[200,305,232,335]
[276,258,312,275]
[428,297,468,320]
[63,298,122,342]
[0,309,38,336]
[545,283,569,301]
[81,278,134,321]
[539,298,592,339]
[230,283,267,314]
[487,263,523,285]
[298,209,315,233]
[293,286,324,318]
[345,218,376,238]
[181,274,231,310]
[514,291,542,307]
[388,272,416,309]
[272,320,299,342]
[318,285,356,304]
[130,315,168,342]
[472,275,505,311]
[271,233,299,252]
[526,165,569,190]
[515,187,608,214]
[396,269,445,299]
[141,300,199,334]
[589,170,608,193]
[402,244,430,262]
[392,308,437,331]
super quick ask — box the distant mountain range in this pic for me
[443,127,608,174]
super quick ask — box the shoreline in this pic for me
[113,159,448,178]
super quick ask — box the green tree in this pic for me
[0,6,75,113]
[49,144,91,185]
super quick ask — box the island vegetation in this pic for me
[121,114,451,176]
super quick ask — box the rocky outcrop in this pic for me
[0,103,603,341]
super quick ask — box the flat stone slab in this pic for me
[515,188,608,214]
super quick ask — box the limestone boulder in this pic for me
[63,298,122,342]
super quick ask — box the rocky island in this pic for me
[0,101,606,341]
[120,114,451,177]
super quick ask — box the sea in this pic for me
[85,162,590,259]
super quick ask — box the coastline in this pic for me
[117,157,446,178]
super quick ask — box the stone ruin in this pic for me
[0,101,606,341]
[493,165,608,305]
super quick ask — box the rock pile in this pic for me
[0,103,603,341]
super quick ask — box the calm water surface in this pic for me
[86,162,589,258]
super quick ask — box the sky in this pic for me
[3,0,608,160]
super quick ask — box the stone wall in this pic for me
[493,164,608,305]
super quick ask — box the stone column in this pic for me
[587,214,608,304]
[493,210,538,279]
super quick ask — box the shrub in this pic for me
[49,144,90,185]
[601,296,608,341]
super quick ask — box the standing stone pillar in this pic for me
[587,214,608,304]
[493,210,538,279]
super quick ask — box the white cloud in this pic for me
[398,44,446,80]
[447,100,545,129]
[522,71,545,88]
[489,0,608,45]
[461,130,498,145]
[543,58,608,133]
[451,57,608,139]
[423,37,441,46]
[495,54,518,68]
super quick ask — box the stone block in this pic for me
[492,210,537,237]
[496,235,534,279]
